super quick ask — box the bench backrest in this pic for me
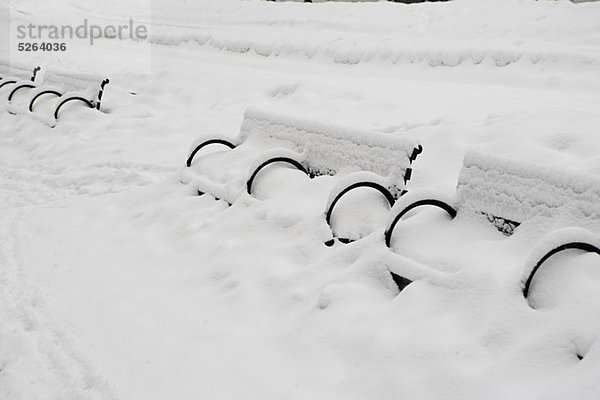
[41,70,107,98]
[456,151,600,234]
[0,62,40,82]
[238,108,421,197]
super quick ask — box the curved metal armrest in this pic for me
[384,198,457,248]
[246,156,309,196]
[523,241,600,300]
[186,139,237,167]
[54,96,95,120]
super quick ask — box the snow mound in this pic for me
[521,227,600,290]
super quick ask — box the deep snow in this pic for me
[1,0,600,399]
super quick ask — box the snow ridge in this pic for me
[150,34,600,70]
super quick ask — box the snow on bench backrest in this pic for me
[238,108,420,195]
[457,151,600,234]
[0,60,38,81]
[41,70,106,98]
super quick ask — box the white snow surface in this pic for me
[2,0,600,399]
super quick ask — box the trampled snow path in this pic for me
[0,163,173,208]
[0,158,171,398]
[0,209,115,400]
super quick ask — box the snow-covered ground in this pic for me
[2,0,600,399]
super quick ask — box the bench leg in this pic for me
[390,271,413,292]
[325,181,396,244]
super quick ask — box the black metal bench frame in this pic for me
[186,116,423,239]
[380,159,600,306]
[0,65,40,91]
[6,66,41,100]
[51,78,110,120]
[523,241,600,303]
[2,64,109,120]
[324,181,398,247]
[188,138,421,246]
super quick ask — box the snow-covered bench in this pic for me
[0,62,41,92]
[6,67,109,120]
[384,150,600,305]
[183,108,422,235]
